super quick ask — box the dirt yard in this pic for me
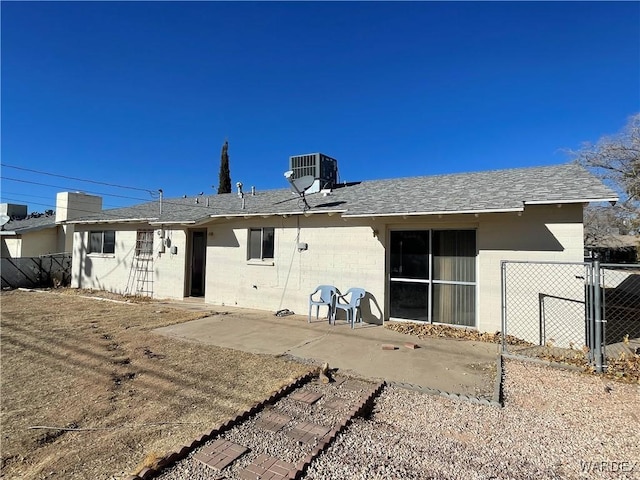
[0,289,312,480]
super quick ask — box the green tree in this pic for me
[217,140,231,194]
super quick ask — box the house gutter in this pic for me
[149,220,198,226]
[66,218,158,225]
[524,197,619,205]
[69,218,202,227]
[342,207,525,218]
[208,210,348,219]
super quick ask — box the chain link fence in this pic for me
[1,253,72,290]
[601,264,640,358]
[502,261,640,371]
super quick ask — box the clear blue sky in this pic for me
[1,1,639,212]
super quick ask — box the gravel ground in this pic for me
[156,376,375,480]
[306,359,640,480]
[156,359,639,480]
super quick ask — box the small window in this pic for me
[248,227,274,260]
[89,230,115,254]
[136,230,154,256]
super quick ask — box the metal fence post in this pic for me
[593,261,604,373]
[586,263,595,363]
[501,260,507,353]
[538,293,545,346]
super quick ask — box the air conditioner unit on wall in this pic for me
[289,153,338,193]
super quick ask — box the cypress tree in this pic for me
[217,140,231,194]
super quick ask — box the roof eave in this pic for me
[342,207,525,218]
[209,209,348,219]
[149,220,199,226]
[0,224,57,234]
[68,217,158,225]
[524,197,619,205]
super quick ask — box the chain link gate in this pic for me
[501,261,640,373]
[601,264,640,359]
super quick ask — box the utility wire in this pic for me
[1,197,126,213]
[1,191,61,200]
[2,167,299,215]
[2,177,154,203]
[0,200,162,223]
[2,177,217,213]
[1,198,143,220]
[2,176,282,214]
[1,163,156,194]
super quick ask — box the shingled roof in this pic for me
[0,214,57,235]
[340,162,618,217]
[69,163,618,225]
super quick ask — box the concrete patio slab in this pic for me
[153,301,499,397]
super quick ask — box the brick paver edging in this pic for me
[124,370,316,480]
[291,381,386,479]
[388,354,505,408]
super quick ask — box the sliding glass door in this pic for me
[389,231,431,321]
[389,229,476,326]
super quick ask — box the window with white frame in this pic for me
[248,227,274,260]
[135,230,154,256]
[89,230,116,254]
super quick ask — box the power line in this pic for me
[0,197,156,221]
[2,191,229,220]
[1,191,59,200]
[1,163,156,194]
[2,175,257,214]
[1,176,222,213]
[2,177,154,202]
[2,167,263,215]
[0,195,125,211]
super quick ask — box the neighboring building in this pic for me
[0,193,102,258]
[67,162,617,334]
[585,234,640,263]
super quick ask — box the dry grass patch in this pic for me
[0,290,311,480]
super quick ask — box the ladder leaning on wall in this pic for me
[125,230,154,297]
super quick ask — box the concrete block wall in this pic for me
[72,224,186,299]
[1,228,61,258]
[153,228,187,299]
[205,215,386,322]
[368,205,584,335]
[477,204,585,339]
[68,203,587,337]
[20,228,59,257]
[72,226,137,293]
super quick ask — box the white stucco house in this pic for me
[67,162,617,334]
[1,192,102,258]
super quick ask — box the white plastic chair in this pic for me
[333,288,366,328]
[308,285,338,323]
